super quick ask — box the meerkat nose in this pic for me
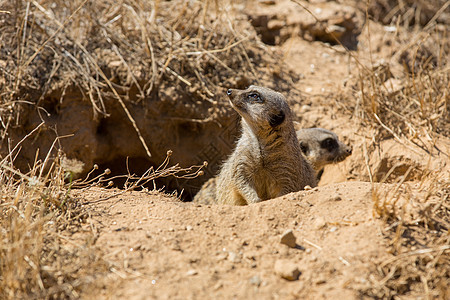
[227,89,233,96]
[347,147,352,154]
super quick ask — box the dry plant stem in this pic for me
[125,4,157,95]
[18,2,30,80]
[83,157,205,205]
[25,0,89,67]
[31,0,153,159]
[111,44,144,99]
[238,43,260,84]
[85,51,153,158]
[339,256,351,266]
[373,113,422,156]
[157,60,192,86]
[381,245,450,269]
[423,1,450,31]
[62,50,106,115]
[0,121,44,166]
[0,163,43,187]
[38,134,73,180]
[362,138,374,183]
[303,238,322,250]
[74,168,110,188]
[185,36,249,55]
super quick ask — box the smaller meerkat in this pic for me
[214,85,316,206]
[193,128,352,204]
[296,128,352,180]
[193,177,217,205]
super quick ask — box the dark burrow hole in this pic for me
[92,157,204,202]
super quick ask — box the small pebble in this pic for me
[315,276,327,285]
[280,229,297,248]
[249,275,262,286]
[274,260,300,281]
[228,251,241,263]
[300,105,311,112]
[259,0,276,5]
[186,269,198,276]
[314,217,326,229]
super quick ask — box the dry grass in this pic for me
[353,0,449,142]
[0,145,108,298]
[0,0,295,136]
[356,39,448,143]
[361,0,449,28]
[367,173,449,298]
[350,1,450,298]
[0,143,205,299]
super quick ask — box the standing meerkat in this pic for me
[194,128,352,205]
[296,128,352,180]
[214,85,316,205]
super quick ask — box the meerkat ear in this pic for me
[269,110,285,127]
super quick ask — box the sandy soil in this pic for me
[77,182,385,299]
[1,0,448,299]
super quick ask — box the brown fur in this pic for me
[212,85,316,205]
[192,177,217,205]
[193,128,351,205]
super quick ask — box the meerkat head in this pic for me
[226,85,291,133]
[297,128,352,171]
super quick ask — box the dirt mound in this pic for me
[80,182,388,299]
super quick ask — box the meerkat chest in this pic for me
[252,167,283,200]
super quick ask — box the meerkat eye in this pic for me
[247,93,263,103]
[321,138,338,151]
[299,141,309,155]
